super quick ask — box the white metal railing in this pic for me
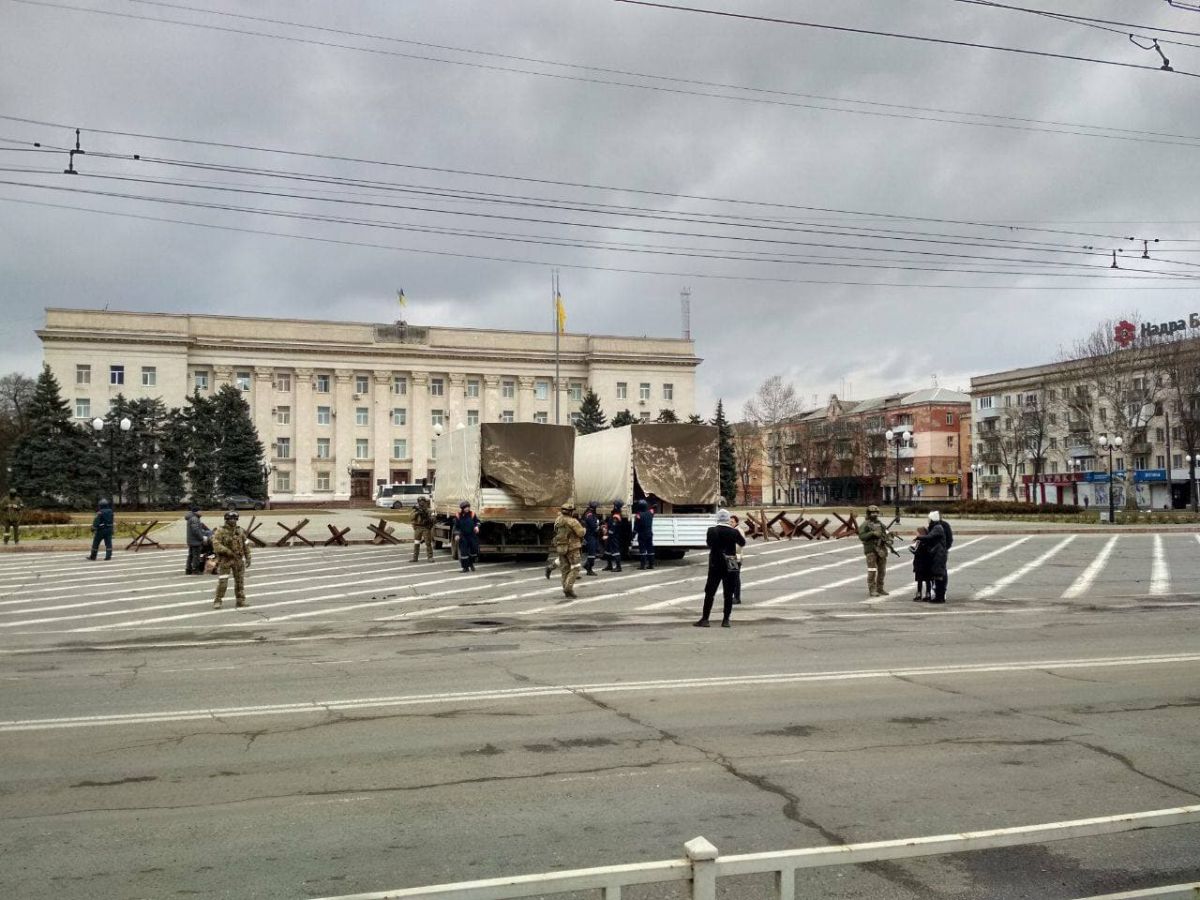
[314,805,1200,900]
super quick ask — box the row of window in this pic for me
[77,364,158,387]
[272,437,419,461]
[979,453,1186,479]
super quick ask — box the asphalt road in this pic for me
[1,534,1198,899]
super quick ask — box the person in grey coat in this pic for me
[185,506,212,575]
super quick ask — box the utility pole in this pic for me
[552,269,560,425]
[680,286,691,340]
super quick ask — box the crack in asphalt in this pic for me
[1066,739,1200,801]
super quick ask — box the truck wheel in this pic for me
[392,501,402,509]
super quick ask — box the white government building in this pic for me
[39,308,700,502]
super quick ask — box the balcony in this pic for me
[1067,445,1094,459]
[980,474,1003,484]
[976,406,1000,419]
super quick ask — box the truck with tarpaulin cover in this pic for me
[573,423,720,560]
[431,423,575,556]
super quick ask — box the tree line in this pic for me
[2,365,266,509]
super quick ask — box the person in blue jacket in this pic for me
[603,500,625,572]
[633,499,655,569]
[87,498,114,561]
[582,501,602,576]
[454,500,480,573]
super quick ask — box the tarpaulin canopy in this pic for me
[573,426,634,506]
[630,424,720,505]
[480,423,575,507]
[431,426,482,512]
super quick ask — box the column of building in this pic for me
[334,369,355,497]
[555,376,571,426]
[448,373,467,430]
[410,372,430,480]
[517,376,535,423]
[483,375,500,423]
[294,368,315,498]
[252,367,275,491]
[373,371,392,487]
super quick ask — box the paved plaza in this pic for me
[1,533,1198,899]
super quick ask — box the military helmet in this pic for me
[417,495,429,505]
[224,510,239,522]
[866,504,880,515]
[561,502,575,512]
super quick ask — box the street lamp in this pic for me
[884,428,912,521]
[92,416,132,505]
[141,461,159,508]
[1097,434,1124,523]
[970,462,980,500]
[801,466,808,506]
[1185,452,1198,513]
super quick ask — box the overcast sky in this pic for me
[3,0,1200,417]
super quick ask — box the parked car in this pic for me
[222,494,266,510]
[376,483,432,509]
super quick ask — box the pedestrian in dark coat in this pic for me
[694,509,745,628]
[934,510,954,599]
[914,514,948,603]
[88,499,114,561]
[454,501,481,572]
[185,506,212,575]
[582,501,601,575]
[728,514,744,603]
[633,499,655,569]
[603,500,625,572]
[909,526,933,601]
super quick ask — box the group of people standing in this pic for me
[858,504,954,603]
[545,498,659,599]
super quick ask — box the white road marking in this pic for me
[975,536,1077,600]
[1150,534,1170,596]
[4,651,1197,732]
[1062,535,1118,599]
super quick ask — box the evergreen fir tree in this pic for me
[686,413,704,424]
[655,408,678,423]
[10,365,101,507]
[575,388,607,434]
[126,397,168,507]
[158,408,190,507]
[186,391,219,506]
[213,385,267,500]
[711,399,738,505]
[611,409,638,428]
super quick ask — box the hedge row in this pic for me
[902,500,1082,516]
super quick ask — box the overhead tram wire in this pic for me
[9,1,1200,148]
[950,1,1200,41]
[2,173,1195,281]
[612,0,1200,78]
[0,113,1170,250]
[4,194,1195,291]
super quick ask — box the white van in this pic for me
[376,483,432,509]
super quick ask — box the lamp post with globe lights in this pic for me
[1185,452,1199,513]
[1098,434,1124,523]
[141,461,160,509]
[92,415,132,505]
[884,428,912,521]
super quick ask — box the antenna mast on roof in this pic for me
[680,286,691,340]
[932,373,939,388]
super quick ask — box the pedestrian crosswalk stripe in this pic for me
[1061,535,1118,599]
[975,536,1076,600]
[1150,534,1170,596]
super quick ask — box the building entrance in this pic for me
[350,469,373,501]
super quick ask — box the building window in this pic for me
[534,412,548,424]
[356,439,370,459]
[501,379,515,399]
[639,383,651,401]
[1047,388,1057,401]
[274,437,291,459]
[466,378,480,398]
[430,439,437,461]
[392,439,408,460]
[316,438,331,459]
[316,373,330,393]
[569,411,581,426]
[501,409,514,423]
[356,407,369,426]
[946,412,954,425]
[392,375,407,395]
[1099,407,1108,422]
[355,374,369,395]
[317,406,332,425]
[430,377,444,396]
[1115,457,1125,471]
[236,371,251,392]
[1049,461,1059,474]
[1174,454,1184,469]
[431,409,444,427]
[392,408,407,426]
[275,406,291,425]
[110,365,125,386]
[76,364,91,385]
[988,464,1000,476]
[1155,428,1165,442]
[194,371,209,391]
[569,382,584,402]
[1134,455,1148,470]
[75,398,90,419]
[1049,437,1057,449]
[534,380,550,401]
[316,471,331,491]
[616,382,627,400]
[274,470,291,493]
[947,436,955,447]
[663,383,674,401]
[1156,455,1165,469]
[275,372,291,392]
[467,409,479,426]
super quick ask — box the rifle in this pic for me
[883,515,902,557]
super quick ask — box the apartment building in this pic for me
[40,308,700,502]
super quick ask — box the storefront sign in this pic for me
[1021,473,1083,484]
[915,475,960,485]
[1082,469,1165,483]
[1115,314,1200,347]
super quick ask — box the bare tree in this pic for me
[0,372,36,494]
[743,375,803,504]
[1058,315,1166,509]
[732,422,763,505]
[1148,332,1200,512]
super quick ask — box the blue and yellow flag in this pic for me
[555,292,566,334]
[397,288,406,308]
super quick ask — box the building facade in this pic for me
[39,309,700,502]
[756,388,972,507]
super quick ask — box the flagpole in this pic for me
[553,269,560,425]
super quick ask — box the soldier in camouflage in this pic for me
[552,502,586,599]
[3,489,23,545]
[858,504,893,598]
[410,495,435,562]
[211,510,252,609]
